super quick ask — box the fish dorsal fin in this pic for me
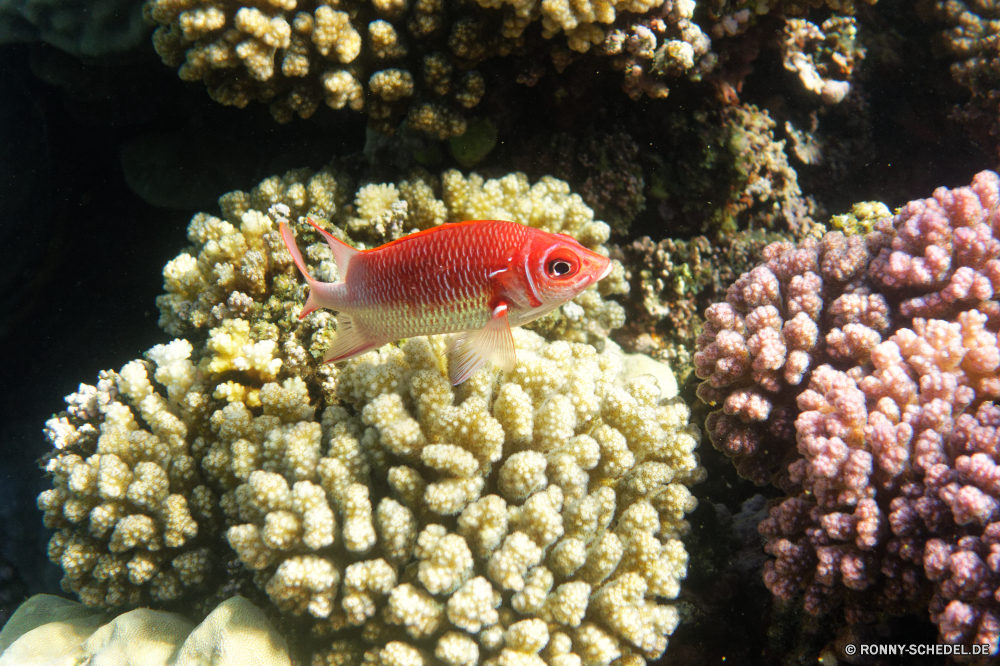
[324,312,383,363]
[307,217,359,280]
[448,304,516,385]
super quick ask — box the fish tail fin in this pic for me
[323,312,382,363]
[279,221,325,319]
[306,216,359,280]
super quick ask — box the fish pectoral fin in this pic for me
[448,303,516,385]
[323,312,381,363]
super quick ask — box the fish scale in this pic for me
[349,223,521,340]
[280,218,613,384]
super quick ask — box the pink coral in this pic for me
[695,232,890,485]
[701,171,1000,651]
[870,171,1000,320]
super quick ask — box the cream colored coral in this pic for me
[203,329,697,663]
[574,623,621,666]
[589,573,679,658]
[39,354,220,608]
[146,340,197,404]
[266,554,339,617]
[541,581,591,626]
[510,485,564,548]
[435,632,480,666]
[0,595,292,666]
[149,0,492,127]
[457,494,508,558]
[174,596,292,666]
[374,497,417,566]
[407,102,467,140]
[470,0,667,53]
[488,531,544,592]
[369,69,415,101]
[498,451,548,501]
[421,444,479,477]
[322,70,365,110]
[511,566,553,613]
[368,20,407,59]
[446,576,500,631]
[398,176,447,230]
[312,7,361,62]
[0,594,107,661]
[380,642,427,666]
[342,558,397,624]
[385,583,444,638]
[414,525,474,594]
[356,183,401,221]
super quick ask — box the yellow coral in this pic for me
[202,318,283,381]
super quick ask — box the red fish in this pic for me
[280,218,613,384]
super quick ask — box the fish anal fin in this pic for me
[448,303,516,385]
[307,217,359,280]
[323,312,382,363]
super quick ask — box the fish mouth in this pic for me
[598,261,614,281]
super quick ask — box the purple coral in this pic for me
[694,232,888,484]
[870,171,1000,321]
[698,171,1000,651]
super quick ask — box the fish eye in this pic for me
[546,258,577,278]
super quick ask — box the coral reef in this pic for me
[609,103,819,385]
[140,0,887,132]
[697,170,1000,650]
[780,16,864,105]
[646,103,820,240]
[523,131,646,237]
[701,0,874,107]
[0,594,291,666]
[142,0,716,129]
[144,0,488,130]
[40,341,226,606]
[594,0,716,100]
[613,230,780,387]
[38,165,702,665]
[239,329,703,666]
[41,326,704,665]
[692,229,887,484]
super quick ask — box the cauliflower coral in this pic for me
[696,170,1000,651]
[38,168,700,666]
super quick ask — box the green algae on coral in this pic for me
[829,201,891,236]
[449,118,498,168]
